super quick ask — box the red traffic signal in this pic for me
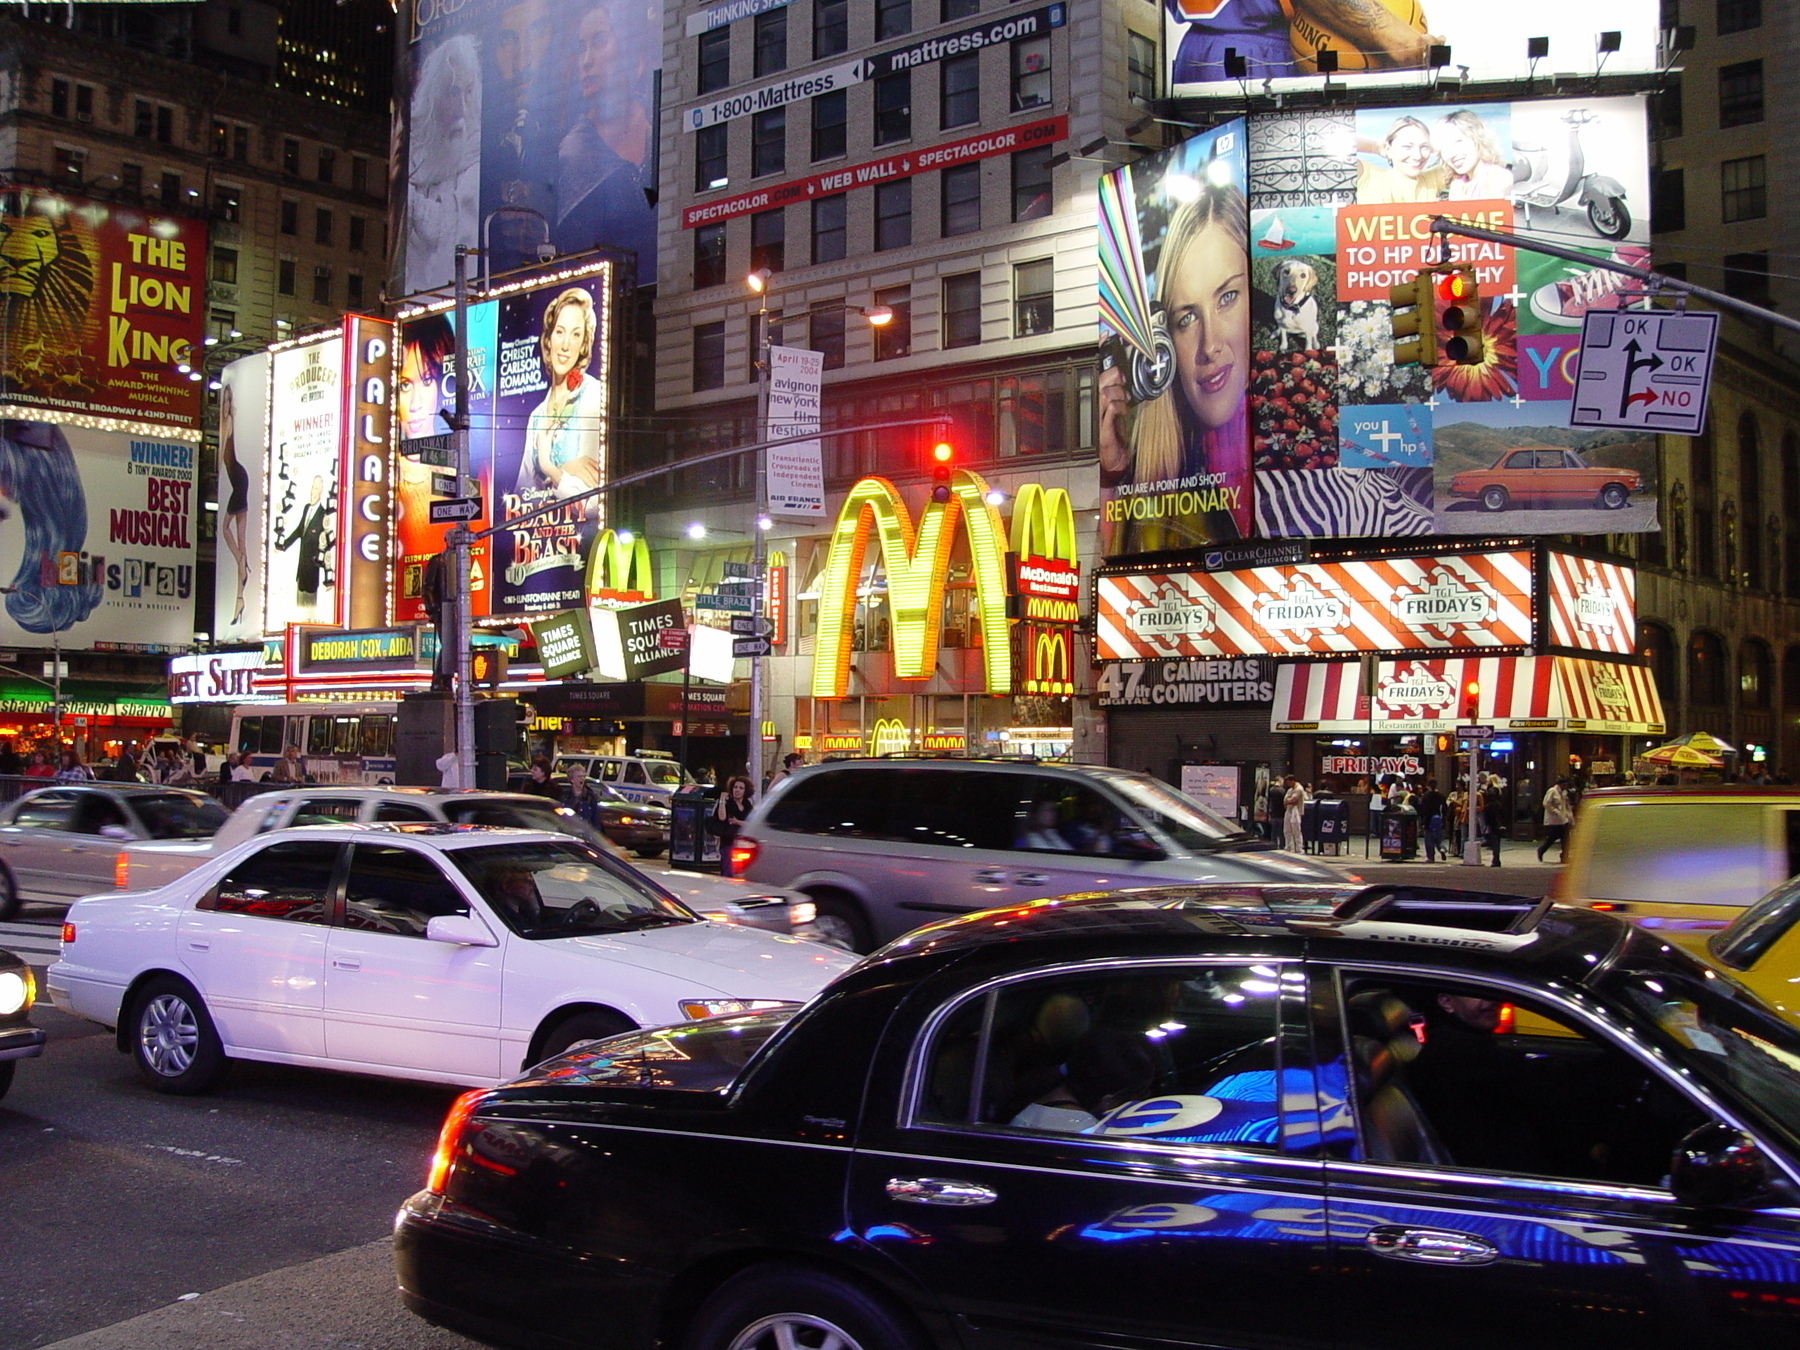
[1437,266,1484,365]
[1461,679,1480,721]
[930,439,954,503]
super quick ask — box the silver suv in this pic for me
[733,758,1341,951]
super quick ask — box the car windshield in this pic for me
[1711,877,1800,970]
[442,800,608,847]
[643,761,688,787]
[1600,959,1800,1157]
[451,839,693,939]
[1087,770,1248,850]
[131,792,230,840]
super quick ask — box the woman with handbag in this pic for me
[714,776,754,876]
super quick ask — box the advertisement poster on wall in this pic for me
[392,302,498,623]
[212,351,268,643]
[264,338,344,629]
[395,0,658,296]
[0,185,208,430]
[0,423,195,649]
[1242,95,1655,539]
[492,272,611,616]
[1164,2,1659,96]
[1097,118,1252,556]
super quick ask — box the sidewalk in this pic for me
[1310,835,1563,870]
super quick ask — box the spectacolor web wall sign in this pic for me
[1095,550,1534,660]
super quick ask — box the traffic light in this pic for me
[1462,679,1480,722]
[930,438,954,504]
[1437,266,1484,365]
[1388,271,1436,366]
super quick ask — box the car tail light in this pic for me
[1496,1003,1516,1034]
[426,1089,486,1194]
[61,922,75,945]
[114,852,130,889]
[729,836,759,873]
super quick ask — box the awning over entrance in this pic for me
[1272,656,1664,736]
[0,679,171,719]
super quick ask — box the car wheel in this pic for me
[687,1265,929,1350]
[632,847,663,858]
[0,1059,14,1101]
[535,1008,634,1065]
[1479,485,1510,512]
[1598,483,1629,509]
[130,976,227,1095]
[807,890,874,954]
[0,864,17,921]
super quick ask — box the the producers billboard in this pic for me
[264,337,344,629]
[1241,95,1655,539]
[0,422,195,650]
[1167,3,1659,97]
[395,0,658,295]
[1097,118,1252,555]
[212,350,268,643]
[0,184,208,429]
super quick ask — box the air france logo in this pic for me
[1392,568,1493,637]
[1253,576,1348,637]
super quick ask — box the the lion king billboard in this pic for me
[0,184,208,431]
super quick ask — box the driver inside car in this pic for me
[490,869,546,929]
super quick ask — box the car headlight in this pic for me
[679,998,789,1020]
[789,900,817,925]
[0,968,32,1017]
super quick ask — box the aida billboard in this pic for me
[0,185,207,429]
[1166,3,1659,96]
[395,0,657,296]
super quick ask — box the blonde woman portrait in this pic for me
[1355,115,1450,204]
[514,287,605,501]
[1433,109,1512,201]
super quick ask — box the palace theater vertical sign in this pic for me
[345,315,393,628]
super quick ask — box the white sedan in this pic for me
[46,823,857,1095]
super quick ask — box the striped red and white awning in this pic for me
[1272,655,1664,735]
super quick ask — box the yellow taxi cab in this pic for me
[1551,785,1800,952]
[1707,877,1800,1026]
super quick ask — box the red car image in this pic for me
[1448,445,1643,512]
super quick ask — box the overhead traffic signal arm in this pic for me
[1388,271,1437,367]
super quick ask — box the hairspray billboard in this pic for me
[1242,96,1656,540]
[394,0,659,297]
[1097,118,1252,556]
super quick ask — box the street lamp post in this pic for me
[447,244,477,790]
[744,269,891,785]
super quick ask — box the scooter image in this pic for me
[1511,108,1632,241]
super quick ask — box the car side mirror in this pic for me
[1670,1123,1774,1209]
[426,914,498,947]
[1110,827,1166,862]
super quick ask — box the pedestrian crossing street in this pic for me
[0,921,61,965]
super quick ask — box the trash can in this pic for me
[667,786,722,871]
[1380,808,1419,862]
[1316,799,1348,856]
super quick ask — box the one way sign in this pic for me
[1571,309,1718,437]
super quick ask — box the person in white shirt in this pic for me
[1538,778,1573,863]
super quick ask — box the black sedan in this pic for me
[395,889,1800,1350]
[0,948,45,1100]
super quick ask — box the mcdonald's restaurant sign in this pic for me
[584,528,655,608]
[1012,622,1075,697]
[811,472,1081,699]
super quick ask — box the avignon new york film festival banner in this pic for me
[397,0,658,295]
[1098,96,1656,553]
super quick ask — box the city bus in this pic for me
[229,702,399,784]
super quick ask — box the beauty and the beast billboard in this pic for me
[1097,96,1655,555]
[0,185,207,430]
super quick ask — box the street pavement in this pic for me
[1305,834,1562,898]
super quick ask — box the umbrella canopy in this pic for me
[1671,731,1736,754]
[1642,743,1724,768]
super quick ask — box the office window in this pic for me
[1653,76,1684,140]
[812,89,847,161]
[874,285,911,360]
[278,258,296,296]
[875,72,911,145]
[942,0,981,19]
[1721,154,1766,221]
[52,147,84,183]
[317,148,336,184]
[1724,251,1770,303]
[158,106,174,144]
[346,271,365,307]
[941,53,979,128]
[810,305,846,370]
[120,162,142,195]
[693,322,726,391]
[754,8,787,76]
[876,0,911,40]
[74,82,93,119]
[134,99,153,137]
[280,199,298,234]
[315,208,333,246]
[212,247,239,285]
[1653,168,1686,231]
[812,193,846,263]
[695,123,729,191]
[750,208,785,274]
[1128,32,1158,101]
[1012,36,1052,110]
[1014,259,1055,336]
[232,123,248,161]
[943,272,981,349]
[212,184,242,222]
[1012,147,1053,221]
[352,155,368,194]
[942,163,981,236]
[876,180,912,250]
[313,266,331,306]
[228,6,242,35]
[814,0,848,59]
[159,171,182,208]
[1718,0,1761,34]
[698,26,731,94]
[695,222,727,288]
[51,79,69,118]
[283,137,300,174]
[349,216,366,252]
[753,108,787,177]
[1719,60,1763,126]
